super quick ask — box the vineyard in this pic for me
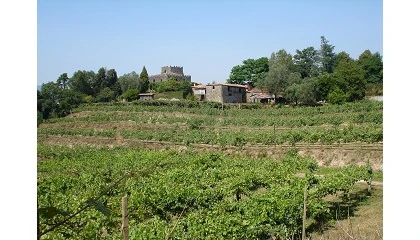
[38,145,374,239]
[37,100,383,239]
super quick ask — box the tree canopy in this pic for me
[227,57,269,85]
[319,36,336,74]
[243,36,382,105]
[358,50,383,85]
[118,71,139,93]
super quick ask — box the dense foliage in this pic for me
[37,82,84,122]
[226,57,269,85]
[228,36,383,105]
[38,145,371,239]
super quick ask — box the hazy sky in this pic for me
[37,0,383,85]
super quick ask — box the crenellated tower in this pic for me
[149,65,192,83]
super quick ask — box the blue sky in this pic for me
[38,0,383,85]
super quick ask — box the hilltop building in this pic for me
[149,66,191,83]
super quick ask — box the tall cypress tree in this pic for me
[139,66,149,93]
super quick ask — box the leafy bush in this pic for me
[121,89,139,102]
[96,87,116,102]
[83,95,95,103]
[328,88,348,104]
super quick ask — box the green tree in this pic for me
[319,36,336,74]
[93,67,107,95]
[163,77,181,91]
[296,79,317,105]
[334,51,353,68]
[285,79,317,105]
[121,89,139,101]
[269,49,295,72]
[38,81,84,119]
[149,82,158,91]
[57,73,69,89]
[335,60,366,101]
[111,81,122,97]
[258,49,298,100]
[118,71,139,92]
[227,57,269,85]
[357,50,383,85]
[315,73,338,101]
[69,70,95,96]
[56,89,84,116]
[227,65,248,84]
[38,82,61,119]
[139,66,149,93]
[284,83,299,105]
[258,64,290,99]
[328,88,348,104]
[106,69,118,88]
[179,80,192,98]
[96,87,116,102]
[293,47,320,78]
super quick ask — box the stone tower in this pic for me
[149,65,191,83]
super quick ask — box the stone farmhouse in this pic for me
[205,83,247,103]
[191,84,206,101]
[148,66,191,83]
[246,88,275,104]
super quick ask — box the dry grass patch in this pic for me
[310,183,383,240]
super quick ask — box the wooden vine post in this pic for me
[367,166,373,195]
[37,199,40,240]
[121,195,129,240]
[302,184,307,240]
[273,125,276,149]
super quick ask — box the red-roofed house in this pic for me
[246,87,275,103]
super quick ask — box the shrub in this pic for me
[328,88,348,105]
[122,89,140,102]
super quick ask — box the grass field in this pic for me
[37,100,383,239]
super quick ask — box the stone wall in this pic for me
[205,85,223,103]
[205,85,246,103]
[149,74,166,83]
[221,86,246,103]
[161,66,184,75]
[149,66,191,83]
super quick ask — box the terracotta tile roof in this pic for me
[249,92,275,99]
[192,84,206,89]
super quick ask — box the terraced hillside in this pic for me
[37,100,383,239]
[38,100,383,170]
